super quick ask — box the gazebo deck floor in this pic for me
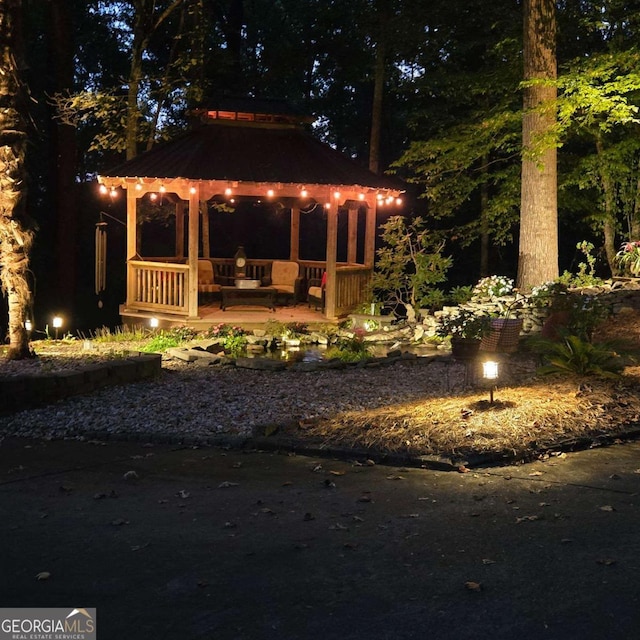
[121,302,334,331]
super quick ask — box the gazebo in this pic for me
[97,98,404,324]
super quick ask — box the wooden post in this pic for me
[325,202,338,319]
[187,185,200,318]
[290,205,300,262]
[200,201,210,258]
[364,200,377,267]
[175,201,185,259]
[347,207,358,264]
[126,188,137,260]
[126,188,137,308]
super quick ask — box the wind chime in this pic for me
[95,220,107,307]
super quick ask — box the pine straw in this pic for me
[302,369,640,460]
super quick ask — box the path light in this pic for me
[482,359,499,403]
[24,319,32,333]
[150,317,159,329]
[52,315,63,341]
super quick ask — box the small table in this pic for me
[221,286,277,311]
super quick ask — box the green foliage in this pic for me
[472,275,515,301]
[614,240,640,276]
[436,308,494,340]
[372,216,452,316]
[532,335,627,378]
[447,285,474,306]
[326,329,371,362]
[417,288,446,311]
[89,325,149,343]
[138,325,198,353]
[140,333,181,353]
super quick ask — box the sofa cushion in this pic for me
[270,260,299,285]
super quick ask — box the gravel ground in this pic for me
[0,354,469,442]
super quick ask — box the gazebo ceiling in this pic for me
[99,115,404,198]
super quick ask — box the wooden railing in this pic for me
[126,258,371,318]
[127,260,189,315]
[335,265,372,316]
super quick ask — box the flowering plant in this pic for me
[472,275,515,301]
[204,323,246,339]
[436,308,494,340]
[529,280,569,308]
[615,241,640,276]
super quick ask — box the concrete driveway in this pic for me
[1,436,639,639]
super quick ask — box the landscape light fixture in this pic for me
[150,317,159,329]
[24,319,32,333]
[482,360,499,403]
[52,315,63,341]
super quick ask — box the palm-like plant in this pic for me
[534,335,629,378]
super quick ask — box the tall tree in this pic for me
[517,0,558,291]
[0,0,35,359]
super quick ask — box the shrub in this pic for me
[326,329,371,362]
[532,335,628,378]
[472,275,515,301]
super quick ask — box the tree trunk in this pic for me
[50,0,79,308]
[479,155,490,276]
[0,0,35,360]
[596,137,619,275]
[369,38,385,174]
[516,0,558,292]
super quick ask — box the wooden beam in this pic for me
[347,208,358,264]
[175,201,185,259]
[290,205,300,261]
[364,199,377,267]
[325,203,338,319]
[187,185,200,318]
[126,189,137,260]
[200,201,210,258]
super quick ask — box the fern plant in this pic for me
[533,335,628,378]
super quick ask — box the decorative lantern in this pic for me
[482,360,499,403]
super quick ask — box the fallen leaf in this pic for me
[35,572,51,581]
[281,481,293,487]
[482,559,496,565]
[312,464,323,473]
[458,465,470,474]
[516,515,540,523]
[596,558,617,566]
[329,470,346,476]
[464,581,482,592]
[529,471,543,477]
[111,518,129,526]
[599,505,615,512]
[218,481,239,489]
[357,495,372,503]
[123,470,138,481]
[177,490,190,499]
[365,459,376,466]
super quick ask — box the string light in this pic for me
[395,197,403,206]
[110,188,118,198]
[150,193,158,201]
[224,187,233,196]
[159,185,166,194]
[135,183,142,191]
[99,184,108,195]
[358,193,365,201]
[189,186,197,194]
[333,191,341,200]
[300,188,308,198]
[267,189,275,198]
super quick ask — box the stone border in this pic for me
[0,353,162,415]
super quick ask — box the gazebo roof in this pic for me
[100,116,403,194]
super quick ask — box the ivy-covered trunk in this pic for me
[0,0,35,360]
